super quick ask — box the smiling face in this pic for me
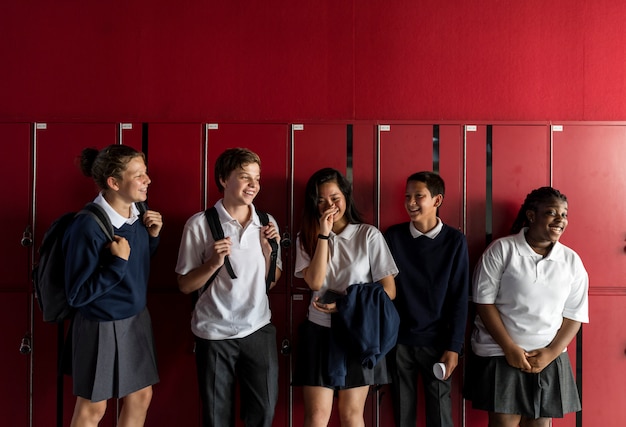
[317,181,347,229]
[220,162,260,207]
[404,180,442,229]
[112,156,151,203]
[526,197,568,243]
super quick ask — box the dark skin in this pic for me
[476,197,581,427]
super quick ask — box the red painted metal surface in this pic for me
[0,123,30,427]
[33,123,118,427]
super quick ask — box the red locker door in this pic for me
[491,125,551,240]
[465,124,552,267]
[378,124,464,231]
[492,125,579,427]
[33,123,118,427]
[465,124,551,255]
[290,123,355,426]
[378,123,464,427]
[117,122,143,151]
[0,123,32,427]
[378,124,434,232]
[553,124,626,427]
[465,124,578,427]
[140,123,205,426]
[206,123,290,426]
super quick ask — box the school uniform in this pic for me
[469,228,589,418]
[175,200,282,427]
[385,219,469,427]
[63,194,159,401]
[293,223,398,388]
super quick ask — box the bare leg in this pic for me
[488,412,522,427]
[117,386,153,427]
[70,397,107,427]
[520,416,552,427]
[303,385,335,427]
[336,385,370,427]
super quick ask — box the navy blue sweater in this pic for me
[63,213,159,321]
[327,282,400,387]
[385,223,469,353]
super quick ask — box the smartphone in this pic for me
[317,289,343,305]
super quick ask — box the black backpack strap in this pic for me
[204,207,237,280]
[257,210,279,292]
[195,207,237,302]
[77,203,114,242]
[135,201,148,222]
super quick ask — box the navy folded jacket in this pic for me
[327,282,400,387]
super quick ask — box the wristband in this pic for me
[317,234,330,240]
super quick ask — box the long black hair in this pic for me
[510,186,568,234]
[299,168,363,257]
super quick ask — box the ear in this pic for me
[219,176,228,190]
[526,209,535,223]
[106,176,120,191]
[434,194,444,208]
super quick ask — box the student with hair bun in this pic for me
[63,144,163,426]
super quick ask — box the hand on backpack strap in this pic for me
[261,223,280,258]
[142,209,163,237]
[109,236,131,260]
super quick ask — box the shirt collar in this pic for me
[410,218,443,239]
[514,227,564,261]
[331,222,358,239]
[214,199,261,227]
[93,192,140,229]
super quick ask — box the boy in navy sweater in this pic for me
[385,171,469,427]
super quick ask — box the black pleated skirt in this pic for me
[292,320,390,389]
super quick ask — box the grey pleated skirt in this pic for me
[71,307,159,402]
[467,352,581,419]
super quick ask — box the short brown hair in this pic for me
[214,148,261,193]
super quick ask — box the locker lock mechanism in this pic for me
[280,339,291,355]
[21,226,33,247]
[281,232,291,248]
[20,333,31,355]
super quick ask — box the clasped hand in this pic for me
[505,345,558,374]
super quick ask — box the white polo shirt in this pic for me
[295,223,398,328]
[175,200,282,340]
[471,228,589,357]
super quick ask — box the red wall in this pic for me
[2,0,626,122]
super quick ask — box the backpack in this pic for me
[195,207,279,304]
[33,203,115,322]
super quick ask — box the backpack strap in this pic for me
[195,207,278,304]
[135,201,148,222]
[195,207,237,301]
[77,203,114,242]
[204,207,237,280]
[256,210,279,292]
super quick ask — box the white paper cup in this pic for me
[433,362,446,380]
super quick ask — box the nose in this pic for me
[321,200,334,211]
